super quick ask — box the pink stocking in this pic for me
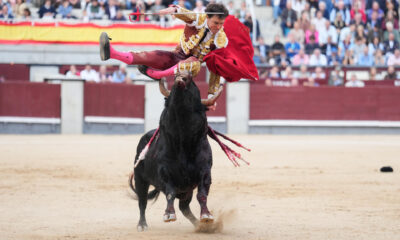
[147,64,177,79]
[110,45,133,65]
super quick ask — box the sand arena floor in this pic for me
[0,134,399,240]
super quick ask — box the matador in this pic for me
[99,3,229,100]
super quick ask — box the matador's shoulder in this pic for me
[214,28,228,49]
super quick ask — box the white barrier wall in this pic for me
[227,82,249,134]
[61,79,85,134]
[144,82,165,132]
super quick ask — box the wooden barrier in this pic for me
[84,82,145,118]
[0,82,60,117]
[250,85,400,121]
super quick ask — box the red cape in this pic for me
[203,15,259,82]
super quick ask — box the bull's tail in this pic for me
[128,171,160,202]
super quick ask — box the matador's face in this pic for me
[207,16,225,35]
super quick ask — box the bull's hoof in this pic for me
[200,214,214,223]
[137,224,148,232]
[163,213,177,222]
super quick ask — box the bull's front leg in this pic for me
[163,183,177,222]
[197,169,214,223]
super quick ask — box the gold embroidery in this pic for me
[175,6,196,23]
[177,61,201,76]
[208,72,221,94]
[215,29,228,49]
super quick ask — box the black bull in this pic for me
[130,73,222,231]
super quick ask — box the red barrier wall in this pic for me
[0,63,30,81]
[0,82,60,117]
[84,83,145,118]
[250,86,400,121]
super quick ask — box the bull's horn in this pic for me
[201,85,223,106]
[159,78,170,97]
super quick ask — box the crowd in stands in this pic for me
[0,0,240,23]
[254,0,400,87]
[65,64,135,83]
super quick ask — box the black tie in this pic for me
[199,28,209,44]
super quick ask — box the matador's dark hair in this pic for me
[205,3,229,19]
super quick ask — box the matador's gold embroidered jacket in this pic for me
[172,5,228,95]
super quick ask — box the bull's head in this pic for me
[158,73,223,107]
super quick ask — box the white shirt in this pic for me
[309,54,328,66]
[80,69,100,82]
[345,80,365,87]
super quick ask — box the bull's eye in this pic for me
[182,78,187,82]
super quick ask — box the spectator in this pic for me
[383,22,400,43]
[22,7,31,20]
[193,0,205,13]
[85,0,105,20]
[350,12,366,30]
[352,36,367,58]
[172,0,192,10]
[281,65,294,79]
[268,66,281,78]
[112,64,128,83]
[373,49,386,66]
[304,35,319,54]
[271,34,285,62]
[318,1,330,20]
[311,66,326,79]
[330,66,344,85]
[321,35,338,56]
[69,0,81,9]
[327,48,341,65]
[149,0,165,22]
[294,64,309,78]
[350,1,366,24]
[126,0,138,10]
[58,0,75,19]
[384,1,399,21]
[367,24,383,43]
[280,1,297,36]
[257,37,270,63]
[368,36,384,55]
[339,22,356,43]
[112,10,126,21]
[338,34,354,58]
[369,67,383,80]
[98,65,112,82]
[309,48,327,66]
[366,1,384,22]
[13,0,27,19]
[330,0,351,26]
[243,12,260,40]
[290,77,299,86]
[81,64,100,82]
[305,23,319,44]
[357,46,374,66]
[272,0,280,24]
[383,32,400,55]
[291,47,310,65]
[381,11,399,31]
[299,11,311,32]
[367,11,382,30]
[384,65,397,80]
[319,19,338,45]
[66,65,80,77]
[289,21,305,45]
[387,49,400,66]
[303,76,319,86]
[105,0,119,20]
[0,4,13,19]
[237,1,247,22]
[275,51,290,66]
[226,1,235,15]
[38,0,56,19]
[291,0,306,18]
[354,25,367,42]
[285,33,301,58]
[312,10,326,34]
[333,12,346,31]
[345,73,365,87]
[253,48,262,65]
[342,49,355,65]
